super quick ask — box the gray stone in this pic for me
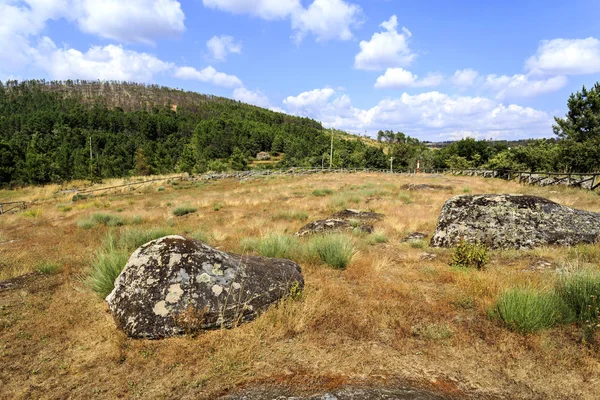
[430,194,600,249]
[403,232,428,242]
[330,209,384,221]
[219,386,450,400]
[296,219,373,236]
[106,236,304,338]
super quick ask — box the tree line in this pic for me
[1,80,598,186]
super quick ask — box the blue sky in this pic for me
[1,0,600,141]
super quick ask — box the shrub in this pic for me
[77,219,96,229]
[173,206,197,217]
[88,228,174,298]
[312,188,334,197]
[495,288,568,333]
[257,234,300,259]
[157,186,165,192]
[213,203,222,211]
[307,234,355,269]
[408,239,427,249]
[131,215,144,225]
[92,213,125,227]
[556,271,600,342]
[462,186,472,193]
[451,240,489,269]
[36,262,62,275]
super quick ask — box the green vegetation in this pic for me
[36,262,62,275]
[495,288,567,333]
[173,206,197,217]
[0,80,388,185]
[272,211,309,222]
[368,231,388,244]
[256,234,300,259]
[556,271,600,341]
[312,188,334,197]
[88,228,173,298]
[77,213,126,229]
[451,241,489,269]
[307,234,355,269]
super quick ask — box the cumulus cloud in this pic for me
[291,0,362,43]
[484,73,568,99]
[206,35,242,61]
[282,88,552,140]
[526,37,600,76]
[173,66,243,88]
[374,68,443,89]
[354,15,416,71]
[450,69,479,87]
[203,0,362,43]
[202,0,300,20]
[31,38,173,81]
[73,0,185,44]
[232,87,271,108]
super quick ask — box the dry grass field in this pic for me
[1,172,599,399]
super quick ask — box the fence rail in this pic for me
[0,201,26,215]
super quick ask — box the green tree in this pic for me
[553,83,600,142]
[134,148,150,176]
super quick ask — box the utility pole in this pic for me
[390,157,394,173]
[329,128,334,170]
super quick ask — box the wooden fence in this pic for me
[0,201,26,215]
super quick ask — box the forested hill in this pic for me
[0,80,388,185]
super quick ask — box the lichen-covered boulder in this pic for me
[430,194,600,249]
[330,209,384,221]
[106,236,304,338]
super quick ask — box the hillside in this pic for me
[0,80,388,185]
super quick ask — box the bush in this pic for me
[312,188,334,197]
[495,288,568,333]
[23,208,43,218]
[408,239,427,249]
[213,203,222,211]
[307,234,355,269]
[88,228,174,298]
[77,219,96,229]
[556,271,600,341]
[173,206,197,217]
[451,240,489,269]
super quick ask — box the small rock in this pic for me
[420,252,438,261]
[403,232,428,242]
[527,259,554,271]
[296,219,373,236]
[330,209,384,221]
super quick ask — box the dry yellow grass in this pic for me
[1,172,600,399]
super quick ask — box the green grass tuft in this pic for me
[173,206,197,217]
[257,234,300,259]
[495,288,568,333]
[312,188,334,197]
[36,262,62,275]
[307,234,355,269]
[556,270,600,341]
[272,211,309,222]
[368,231,388,244]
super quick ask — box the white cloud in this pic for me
[484,74,568,99]
[207,35,242,61]
[32,38,173,81]
[202,0,300,20]
[374,68,443,89]
[282,88,552,140]
[291,0,362,43]
[174,66,243,88]
[73,0,186,44]
[354,15,416,71]
[451,69,479,87]
[232,87,271,108]
[203,0,361,43]
[526,37,600,76]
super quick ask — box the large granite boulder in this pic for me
[106,236,304,338]
[430,194,600,249]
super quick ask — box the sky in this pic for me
[1,0,600,141]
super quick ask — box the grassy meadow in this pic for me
[1,172,600,399]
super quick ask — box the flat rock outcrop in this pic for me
[296,219,373,236]
[330,209,384,220]
[106,236,304,338]
[430,194,600,249]
[401,183,453,191]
